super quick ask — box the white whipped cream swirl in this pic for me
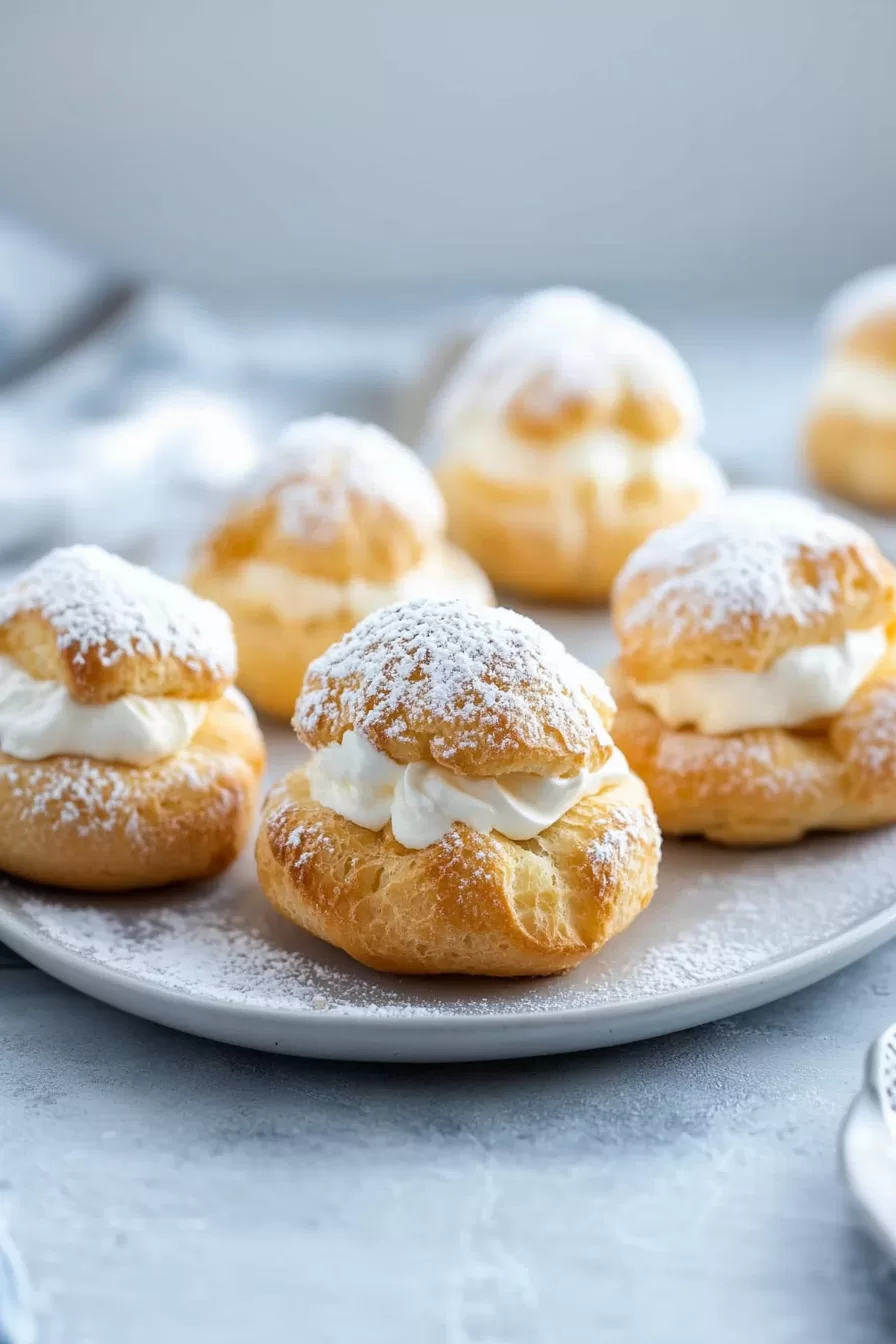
[631,626,886,734]
[307,729,629,849]
[0,655,208,765]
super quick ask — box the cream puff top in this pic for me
[258,415,446,548]
[430,287,724,501]
[821,267,896,345]
[432,287,704,440]
[296,598,624,848]
[613,497,895,734]
[0,545,236,765]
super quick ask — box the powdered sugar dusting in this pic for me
[587,801,660,887]
[0,544,235,677]
[615,496,875,646]
[0,755,233,842]
[822,266,896,342]
[255,415,445,545]
[5,825,895,1025]
[431,287,703,439]
[296,598,615,764]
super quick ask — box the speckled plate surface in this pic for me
[0,611,895,1063]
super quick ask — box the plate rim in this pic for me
[1,882,894,1056]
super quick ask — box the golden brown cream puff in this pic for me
[190,415,492,720]
[256,598,660,976]
[608,494,896,845]
[431,288,726,604]
[806,268,896,510]
[0,544,265,890]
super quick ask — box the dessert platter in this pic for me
[1,292,896,1063]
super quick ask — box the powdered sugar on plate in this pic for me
[0,623,895,1056]
[4,819,895,1024]
[0,544,235,677]
[430,287,704,441]
[252,414,445,546]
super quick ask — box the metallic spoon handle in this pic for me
[841,1022,896,1265]
[867,1021,896,1135]
[0,1231,35,1344]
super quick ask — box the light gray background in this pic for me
[0,1,893,296]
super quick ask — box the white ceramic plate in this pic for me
[1,731,896,1061]
[1,612,895,1063]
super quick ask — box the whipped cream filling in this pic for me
[234,552,491,623]
[444,414,726,502]
[812,356,896,423]
[307,729,629,849]
[0,655,209,765]
[631,626,887,735]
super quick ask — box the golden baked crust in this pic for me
[190,542,493,722]
[295,599,616,776]
[804,270,896,511]
[820,270,896,364]
[503,378,684,446]
[838,314,896,367]
[199,415,445,587]
[607,649,896,846]
[0,691,265,890]
[431,287,704,450]
[256,765,660,976]
[438,457,714,603]
[805,411,896,512]
[612,498,896,683]
[427,290,721,602]
[0,545,235,705]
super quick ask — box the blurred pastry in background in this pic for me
[0,545,264,889]
[257,598,660,976]
[608,495,896,846]
[806,268,896,511]
[429,288,726,604]
[189,415,493,720]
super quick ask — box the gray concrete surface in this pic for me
[3,938,896,1343]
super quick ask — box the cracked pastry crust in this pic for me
[190,415,492,719]
[0,545,264,889]
[607,650,896,846]
[806,412,896,512]
[0,691,265,890]
[257,765,659,977]
[257,598,660,975]
[430,288,724,603]
[806,271,896,511]
[192,541,490,722]
[0,545,235,704]
[609,498,896,845]
[294,598,617,776]
[437,464,717,604]
[613,502,896,684]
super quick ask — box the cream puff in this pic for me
[189,415,493,720]
[256,598,660,976]
[608,495,896,846]
[431,287,726,604]
[806,268,896,510]
[0,544,265,890]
